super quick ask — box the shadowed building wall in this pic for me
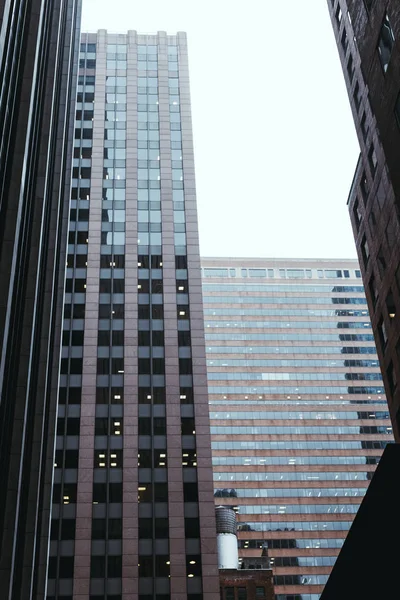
[0,2,81,598]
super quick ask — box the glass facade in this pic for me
[49,32,219,600]
[201,258,393,600]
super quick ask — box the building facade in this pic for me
[201,257,393,600]
[219,569,275,600]
[0,2,81,598]
[327,0,400,438]
[49,31,219,600]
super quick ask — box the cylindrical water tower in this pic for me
[215,506,239,569]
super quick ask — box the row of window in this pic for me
[203,267,361,279]
[203,295,367,305]
[240,537,344,549]
[211,440,387,450]
[205,308,369,317]
[207,372,382,382]
[215,471,372,482]
[208,385,384,395]
[79,60,179,71]
[207,358,378,367]
[214,487,366,498]
[210,399,386,406]
[276,595,320,600]
[238,521,352,532]
[212,456,379,466]
[211,425,389,435]
[211,409,388,419]
[221,587,262,600]
[206,345,377,355]
[236,504,359,516]
[202,283,364,293]
[205,320,371,329]
[206,333,374,342]
[274,575,328,586]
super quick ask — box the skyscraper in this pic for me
[327,1,400,438]
[201,257,392,600]
[50,31,219,600]
[0,2,81,598]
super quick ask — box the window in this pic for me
[368,144,377,176]
[361,235,370,265]
[368,207,377,229]
[377,13,395,73]
[108,555,122,577]
[360,171,369,203]
[396,264,400,297]
[360,111,368,141]
[341,29,348,53]
[238,589,247,600]
[59,556,74,578]
[335,5,342,26]
[377,247,386,278]
[185,518,200,538]
[91,556,105,578]
[347,54,354,82]
[385,216,397,247]
[203,268,229,278]
[395,93,400,129]
[138,555,153,576]
[386,290,396,319]
[256,587,265,598]
[378,317,388,350]
[353,81,361,111]
[183,483,198,502]
[249,269,267,278]
[325,270,343,278]
[353,198,362,230]
[369,274,378,305]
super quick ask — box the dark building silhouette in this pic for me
[327,0,400,438]
[0,1,82,598]
[320,442,400,599]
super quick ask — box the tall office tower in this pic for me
[0,2,81,598]
[50,31,219,600]
[327,1,400,439]
[201,257,393,600]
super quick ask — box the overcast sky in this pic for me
[82,0,360,260]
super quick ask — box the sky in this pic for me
[82,0,360,260]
